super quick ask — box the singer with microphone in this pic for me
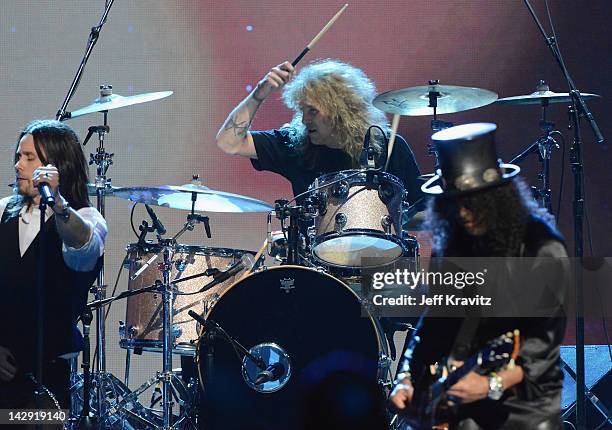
[0,119,107,409]
[215,59,424,207]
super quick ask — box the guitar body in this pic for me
[395,331,519,430]
[403,374,454,430]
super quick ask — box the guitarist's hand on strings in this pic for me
[447,370,490,403]
[0,346,17,382]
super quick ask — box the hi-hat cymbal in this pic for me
[373,84,498,116]
[495,90,601,106]
[70,91,173,119]
[101,183,273,213]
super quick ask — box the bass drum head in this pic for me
[198,266,387,430]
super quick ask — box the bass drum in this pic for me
[197,266,390,430]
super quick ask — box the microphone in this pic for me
[145,204,166,235]
[38,183,55,207]
[360,127,377,168]
[188,309,207,328]
[198,254,252,293]
[253,362,285,385]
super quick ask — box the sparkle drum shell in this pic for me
[308,170,407,268]
[120,244,254,355]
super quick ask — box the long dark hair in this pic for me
[424,177,556,257]
[8,120,90,216]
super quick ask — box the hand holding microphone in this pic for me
[33,164,59,207]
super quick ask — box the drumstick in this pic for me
[292,4,349,66]
[384,113,401,172]
[237,239,268,282]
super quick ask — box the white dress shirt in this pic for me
[0,196,107,272]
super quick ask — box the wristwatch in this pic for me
[53,200,71,222]
[487,372,504,400]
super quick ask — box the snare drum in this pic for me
[197,265,390,429]
[120,244,254,355]
[308,170,408,268]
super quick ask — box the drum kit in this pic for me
[63,78,600,429]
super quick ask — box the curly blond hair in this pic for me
[282,59,389,164]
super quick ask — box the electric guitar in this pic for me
[399,330,520,430]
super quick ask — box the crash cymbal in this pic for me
[70,91,173,118]
[109,183,273,213]
[373,84,498,116]
[495,90,601,106]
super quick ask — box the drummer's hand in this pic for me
[32,164,60,198]
[253,61,296,101]
[389,378,414,411]
[0,346,18,382]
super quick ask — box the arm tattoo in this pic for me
[224,113,252,139]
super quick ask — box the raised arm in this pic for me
[216,61,295,158]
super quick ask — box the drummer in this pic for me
[216,59,424,207]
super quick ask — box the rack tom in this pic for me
[307,170,408,269]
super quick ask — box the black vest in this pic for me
[0,209,100,372]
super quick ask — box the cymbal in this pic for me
[373,84,498,116]
[70,91,173,118]
[103,183,273,213]
[495,90,601,106]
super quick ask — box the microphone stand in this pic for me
[522,2,605,428]
[56,0,116,121]
[76,308,97,430]
[34,200,48,430]
[53,1,118,424]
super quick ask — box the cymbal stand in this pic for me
[426,80,453,168]
[83,84,122,424]
[158,239,177,429]
[509,81,560,214]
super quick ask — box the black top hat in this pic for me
[421,123,520,196]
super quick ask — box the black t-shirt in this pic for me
[250,128,424,207]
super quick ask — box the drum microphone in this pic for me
[188,309,208,328]
[38,182,56,207]
[198,254,253,293]
[253,362,285,385]
[360,127,376,169]
[145,204,166,235]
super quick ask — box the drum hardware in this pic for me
[273,199,316,265]
[78,84,130,424]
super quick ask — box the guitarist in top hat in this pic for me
[390,123,568,429]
